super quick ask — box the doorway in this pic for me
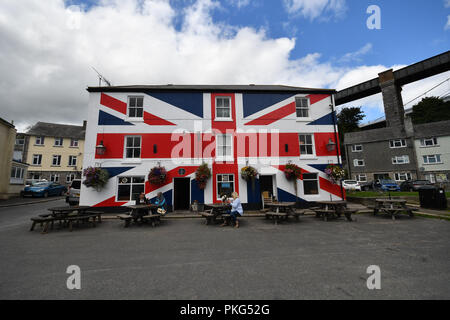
[260,175,274,197]
[174,178,191,211]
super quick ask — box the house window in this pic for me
[392,155,410,164]
[32,154,42,165]
[303,173,319,195]
[394,172,411,181]
[125,136,141,159]
[15,138,24,146]
[10,166,25,184]
[30,173,41,180]
[52,155,61,166]
[216,134,233,160]
[50,174,60,182]
[423,155,442,164]
[35,136,45,145]
[355,174,367,182]
[420,137,438,147]
[54,137,63,147]
[68,156,77,167]
[217,174,235,199]
[352,145,363,152]
[425,174,436,184]
[389,139,406,148]
[117,176,145,201]
[299,134,314,156]
[128,96,144,118]
[215,97,232,120]
[66,173,76,183]
[295,97,309,118]
[70,139,79,147]
[353,159,365,167]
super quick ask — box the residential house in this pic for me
[81,85,344,210]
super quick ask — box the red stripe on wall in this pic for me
[319,177,345,199]
[145,166,199,194]
[100,93,127,115]
[245,102,295,126]
[94,196,128,207]
[144,112,176,126]
[314,132,341,157]
[308,94,330,105]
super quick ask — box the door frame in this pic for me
[173,177,191,211]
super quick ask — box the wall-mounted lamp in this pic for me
[326,138,337,152]
[96,140,106,156]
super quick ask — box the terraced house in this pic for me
[81,85,344,210]
[25,122,86,185]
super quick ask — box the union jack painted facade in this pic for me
[81,85,344,209]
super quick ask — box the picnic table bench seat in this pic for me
[201,210,216,225]
[117,214,133,227]
[142,214,161,227]
[85,210,103,223]
[313,209,336,221]
[66,214,98,232]
[30,216,55,233]
[265,212,288,225]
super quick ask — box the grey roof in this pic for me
[87,84,336,94]
[413,120,450,139]
[345,127,408,144]
[26,122,85,139]
[0,117,15,129]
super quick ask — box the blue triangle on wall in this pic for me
[104,167,135,179]
[98,110,134,126]
[243,93,294,118]
[146,92,204,118]
[307,112,336,126]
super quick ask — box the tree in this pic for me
[337,107,366,160]
[411,97,450,125]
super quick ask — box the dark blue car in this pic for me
[21,181,67,198]
[376,179,401,192]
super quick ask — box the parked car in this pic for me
[342,180,361,191]
[400,180,435,192]
[21,181,67,198]
[66,179,82,206]
[24,179,47,187]
[361,179,400,192]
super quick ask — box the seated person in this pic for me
[132,192,149,222]
[153,192,168,216]
[222,192,243,228]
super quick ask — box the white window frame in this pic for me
[35,136,45,146]
[68,156,77,167]
[394,172,411,182]
[423,154,442,165]
[216,174,235,200]
[353,159,365,167]
[355,174,367,182]
[52,155,61,166]
[295,97,310,120]
[54,137,63,147]
[352,145,363,152]
[124,136,142,160]
[66,173,76,183]
[127,96,144,120]
[299,133,316,158]
[32,154,42,166]
[50,174,60,183]
[215,134,233,161]
[116,176,146,202]
[10,166,25,184]
[15,138,24,146]
[70,139,79,147]
[303,173,319,195]
[420,137,438,147]
[215,96,232,121]
[389,139,407,148]
[392,155,410,165]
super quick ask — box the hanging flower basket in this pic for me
[325,164,346,184]
[83,167,109,191]
[148,166,167,185]
[195,163,211,190]
[284,163,302,181]
[241,166,258,181]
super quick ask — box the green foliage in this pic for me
[337,107,366,160]
[411,97,450,125]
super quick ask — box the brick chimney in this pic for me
[378,69,405,128]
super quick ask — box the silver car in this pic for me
[66,179,81,206]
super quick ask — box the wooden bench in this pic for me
[201,210,215,225]
[117,214,133,228]
[313,209,336,222]
[66,214,97,232]
[30,216,55,234]
[343,209,357,221]
[85,210,103,223]
[265,212,288,225]
[142,214,161,227]
[290,209,305,221]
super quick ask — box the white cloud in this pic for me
[227,0,251,9]
[445,15,450,30]
[283,0,347,20]
[0,0,446,132]
[339,43,373,63]
[445,0,450,8]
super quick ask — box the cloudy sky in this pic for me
[0,0,449,131]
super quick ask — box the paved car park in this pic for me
[0,200,449,300]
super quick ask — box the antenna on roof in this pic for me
[91,67,112,87]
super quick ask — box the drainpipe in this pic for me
[330,94,345,200]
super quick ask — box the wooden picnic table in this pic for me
[202,203,231,225]
[30,206,97,233]
[264,202,299,224]
[373,199,414,220]
[314,201,354,222]
[117,204,160,227]
[47,206,91,217]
